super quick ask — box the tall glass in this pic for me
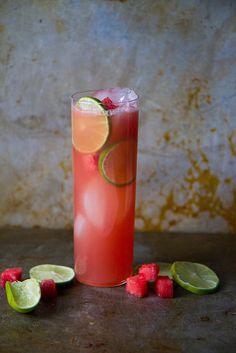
[71,88,139,287]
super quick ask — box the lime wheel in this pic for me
[72,96,109,154]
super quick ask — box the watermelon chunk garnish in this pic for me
[102,97,117,110]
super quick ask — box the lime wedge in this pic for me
[29,264,75,285]
[6,279,41,313]
[72,96,110,154]
[171,261,219,295]
[99,139,137,186]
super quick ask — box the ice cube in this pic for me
[115,87,138,103]
[83,177,118,235]
[93,89,112,102]
[109,87,125,102]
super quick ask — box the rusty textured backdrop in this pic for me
[0,0,236,232]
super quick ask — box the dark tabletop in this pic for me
[0,227,236,353]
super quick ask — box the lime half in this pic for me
[72,96,110,154]
[171,261,219,295]
[6,279,41,313]
[29,264,75,286]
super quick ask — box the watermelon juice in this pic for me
[71,88,139,286]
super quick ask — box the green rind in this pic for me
[98,140,135,187]
[29,264,75,286]
[171,262,220,295]
[6,279,41,313]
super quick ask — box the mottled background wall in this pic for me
[0,0,236,232]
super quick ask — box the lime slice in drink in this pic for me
[29,264,75,286]
[72,96,110,154]
[6,279,41,313]
[171,261,219,295]
[99,139,137,186]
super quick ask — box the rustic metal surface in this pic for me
[0,227,235,353]
[0,0,236,232]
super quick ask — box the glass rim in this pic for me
[71,88,139,104]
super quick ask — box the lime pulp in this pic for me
[72,96,110,154]
[6,279,41,313]
[29,264,75,285]
[76,96,107,113]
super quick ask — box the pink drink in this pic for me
[71,88,139,286]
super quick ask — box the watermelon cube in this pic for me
[4,267,22,280]
[139,263,160,281]
[155,276,173,298]
[0,267,23,288]
[126,274,148,298]
[0,272,17,288]
[40,279,57,300]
